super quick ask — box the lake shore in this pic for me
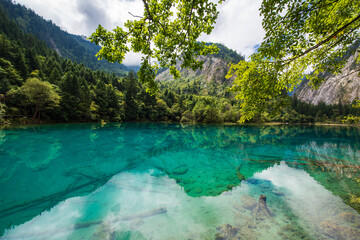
[1,119,360,129]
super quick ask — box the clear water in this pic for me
[0,123,360,240]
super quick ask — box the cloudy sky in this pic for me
[15,0,264,65]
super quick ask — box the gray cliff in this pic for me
[156,55,234,84]
[295,50,360,105]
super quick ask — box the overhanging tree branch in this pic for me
[281,13,360,64]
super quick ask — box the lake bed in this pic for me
[0,123,359,239]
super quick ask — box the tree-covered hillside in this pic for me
[1,0,359,125]
[206,43,245,64]
[0,0,129,76]
[0,4,244,124]
[0,6,123,122]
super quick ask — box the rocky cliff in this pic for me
[295,50,360,105]
[156,55,234,85]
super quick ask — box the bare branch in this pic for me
[128,12,143,18]
[142,0,153,21]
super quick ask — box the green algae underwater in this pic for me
[0,123,360,239]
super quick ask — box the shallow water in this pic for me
[0,123,360,239]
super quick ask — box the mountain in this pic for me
[156,43,244,96]
[157,55,231,83]
[295,47,360,105]
[0,0,129,76]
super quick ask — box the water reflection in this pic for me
[2,165,360,240]
[0,123,360,238]
[1,172,230,240]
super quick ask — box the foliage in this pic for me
[228,0,360,122]
[341,100,360,124]
[2,0,360,125]
[0,0,129,76]
[0,3,245,124]
[0,102,6,123]
[89,0,224,93]
[206,42,245,64]
[20,78,61,119]
[0,57,22,93]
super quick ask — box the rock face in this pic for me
[156,55,234,84]
[295,49,360,105]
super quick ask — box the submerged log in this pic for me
[120,207,167,221]
[236,166,245,181]
[252,195,271,219]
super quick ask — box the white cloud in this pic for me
[15,0,264,64]
[200,0,264,59]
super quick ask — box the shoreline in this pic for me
[1,120,359,129]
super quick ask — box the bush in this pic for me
[342,115,360,124]
[0,102,6,123]
[180,110,194,123]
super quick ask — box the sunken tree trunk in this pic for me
[252,195,272,219]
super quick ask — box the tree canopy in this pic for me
[20,77,61,119]
[2,0,360,125]
[89,0,224,94]
[227,0,360,122]
[90,0,359,122]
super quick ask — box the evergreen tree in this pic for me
[124,71,139,121]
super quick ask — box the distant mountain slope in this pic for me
[156,44,244,97]
[156,43,244,84]
[295,49,360,105]
[156,55,229,83]
[0,0,129,76]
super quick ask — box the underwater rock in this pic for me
[252,195,272,220]
[257,223,271,230]
[232,202,243,212]
[337,212,360,225]
[110,230,146,240]
[233,212,253,226]
[320,220,360,240]
[215,223,258,240]
[92,222,112,240]
[244,219,257,229]
[215,224,239,240]
[241,194,257,211]
[130,218,144,230]
[277,223,309,239]
[172,165,188,175]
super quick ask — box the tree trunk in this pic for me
[252,195,272,219]
[33,105,39,120]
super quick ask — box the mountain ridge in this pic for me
[0,0,129,76]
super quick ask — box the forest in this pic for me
[0,0,360,125]
[1,1,360,237]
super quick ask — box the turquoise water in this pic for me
[0,123,360,239]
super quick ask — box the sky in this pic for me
[15,0,264,65]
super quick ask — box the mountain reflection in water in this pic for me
[0,123,359,239]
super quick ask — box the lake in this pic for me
[0,123,359,239]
